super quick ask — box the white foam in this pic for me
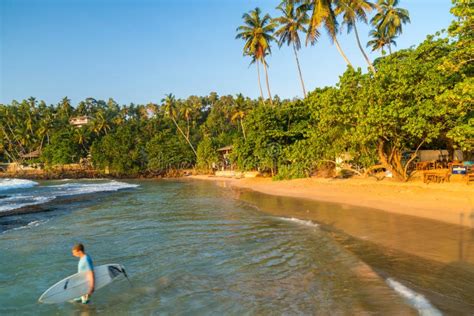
[0,195,55,212]
[50,180,139,196]
[277,217,319,228]
[0,180,138,213]
[0,179,38,191]
[3,219,49,234]
[386,278,443,316]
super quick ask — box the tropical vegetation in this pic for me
[0,0,471,181]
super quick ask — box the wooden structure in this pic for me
[217,145,233,170]
[423,170,450,184]
[422,160,474,184]
[20,149,41,159]
[69,116,91,127]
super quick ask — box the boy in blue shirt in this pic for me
[72,243,95,304]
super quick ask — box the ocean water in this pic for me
[0,179,472,314]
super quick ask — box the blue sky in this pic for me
[0,0,453,105]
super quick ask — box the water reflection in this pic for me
[238,189,474,265]
[237,189,474,314]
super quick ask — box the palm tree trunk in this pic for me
[240,119,246,140]
[256,60,264,101]
[333,36,353,67]
[388,44,392,55]
[172,117,197,157]
[353,24,376,74]
[262,58,273,105]
[186,117,190,140]
[292,43,307,98]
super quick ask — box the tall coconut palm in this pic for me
[248,54,264,101]
[367,28,397,55]
[305,0,353,67]
[274,0,309,97]
[236,7,277,105]
[161,94,197,156]
[335,0,376,73]
[371,0,410,54]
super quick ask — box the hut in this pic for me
[217,145,233,170]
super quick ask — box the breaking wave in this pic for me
[0,180,139,213]
[386,278,442,316]
[0,179,38,191]
[277,217,319,228]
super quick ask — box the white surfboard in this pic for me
[38,263,128,304]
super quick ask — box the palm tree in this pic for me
[236,7,277,105]
[161,93,197,156]
[274,0,309,97]
[367,28,397,55]
[371,0,410,54]
[248,54,265,101]
[305,0,353,67]
[92,110,110,136]
[180,100,194,139]
[231,94,248,140]
[335,0,376,73]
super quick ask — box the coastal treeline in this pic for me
[0,0,472,181]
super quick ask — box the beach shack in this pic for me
[69,116,91,127]
[217,145,233,170]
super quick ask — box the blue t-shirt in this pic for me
[78,254,94,273]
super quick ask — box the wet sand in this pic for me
[189,175,474,228]
[188,176,474,313]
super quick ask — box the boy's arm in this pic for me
[87,270,95,295]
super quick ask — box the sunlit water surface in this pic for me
[0,179,472,315]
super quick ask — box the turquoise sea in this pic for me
[0,178,473,315]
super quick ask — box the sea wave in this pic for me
[3,219,49,234]
[0,179,38,191]
[386,278,442,316]
[50,180,140,196]
[277,217,319,228]
[0,180,139,213]
[0,195,55,212]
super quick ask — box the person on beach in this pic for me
[72,243,95,304]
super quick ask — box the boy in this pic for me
[72,243,95,304]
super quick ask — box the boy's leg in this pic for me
[81,294,90,304]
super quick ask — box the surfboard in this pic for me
[38,263,128,304]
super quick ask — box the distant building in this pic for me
[69,116,91,127]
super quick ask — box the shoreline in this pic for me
[188,175,474,228]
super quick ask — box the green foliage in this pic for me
[91,125,145,175]
[196,137,218,173]
[1,1,471,183]
[232,102,311,175]
[146,131,195,174]
[41,130,82,165]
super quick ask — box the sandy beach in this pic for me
[190,175,474,228]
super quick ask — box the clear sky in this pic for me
[0,0,453,105]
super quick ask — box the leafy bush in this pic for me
[196,137,218,173]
